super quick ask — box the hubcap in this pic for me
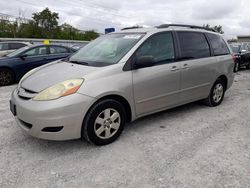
[213,83,224,103]
[0,70,12,86]
[94,108,121,139]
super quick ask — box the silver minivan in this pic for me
[10,25,235,145]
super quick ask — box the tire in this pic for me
[234,62,239,72]
[204,78,226,107]
[82,99,126,146]
[246,62,250,70]
[0,68,14,86]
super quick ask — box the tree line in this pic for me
[0,8,99,41]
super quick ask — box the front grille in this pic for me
[17,87,37,100]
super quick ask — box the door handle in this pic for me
[171,66,179,72]
[182,63,190,69]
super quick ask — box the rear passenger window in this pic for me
[50,46,69,54]
[136,32,175,64]
[177,32,210,59]
[207,33,230,56]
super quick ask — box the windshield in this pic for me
[229,45,240,53]
[69,33,144,66]
[0,43,8,51]
[6,46,30,57]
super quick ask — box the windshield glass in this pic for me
[229,45,240,53]
[69,33,144,66]
[6,46,30,57]
[0,43,8,51]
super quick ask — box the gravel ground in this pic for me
[0,71,250,188]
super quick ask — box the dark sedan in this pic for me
[229,43,250,72]
[0,44,76,86]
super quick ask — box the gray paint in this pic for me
[11,27,235,141]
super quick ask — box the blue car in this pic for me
[0,44,76,86]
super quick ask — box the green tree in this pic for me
[203,24,224,34]
[59,23,78,40]
[0,20,14,37]
[32,7,59,38]
[0,8,99,40]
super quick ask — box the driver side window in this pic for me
[136,32,175,64]
[23,46,48,57]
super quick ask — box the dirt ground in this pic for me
[0,70,250,188]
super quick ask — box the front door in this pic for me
[132,32,181,116]
[19,46,50,75]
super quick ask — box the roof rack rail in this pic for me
[156,24,216,32]
[121,26,143,30]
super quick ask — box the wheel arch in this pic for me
[85,94,132,123]
[217,75,228,90]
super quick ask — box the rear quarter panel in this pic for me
[215,54,235,89]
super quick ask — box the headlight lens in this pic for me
[33,79,84,101]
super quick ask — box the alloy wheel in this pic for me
[94,108,121,139]
[212,83,224,103]
[0,70,12,86]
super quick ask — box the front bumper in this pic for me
[10,88,95,140]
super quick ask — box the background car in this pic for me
[229,43,250,71]
[0,42,31,57]
[70,43,87,51]
[0,44,76,86]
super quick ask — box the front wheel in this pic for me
[0,68,14,86]
[82,99,126,146]
[204,78,225,107]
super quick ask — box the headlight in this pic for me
[33,79,84,101]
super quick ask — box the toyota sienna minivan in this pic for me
[10,24,235,145]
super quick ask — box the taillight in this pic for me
[231,54,236,63]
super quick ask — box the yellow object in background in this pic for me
[43,40,50,45]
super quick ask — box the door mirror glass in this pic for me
[19,54,28,59]
[135,56,154,68]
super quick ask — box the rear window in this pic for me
[207,33,230,56]
[177,32,210,59]
[0,43,8,51]
[229,45,240,53]
[50,46,69,54]
[9,43,26,50]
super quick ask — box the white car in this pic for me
[0,42,31,57]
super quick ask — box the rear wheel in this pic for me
[204,78,225,107]
[82,99,126,146]
[0,68,14,86]
[246,62,250,69]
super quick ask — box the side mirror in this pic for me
[19,54,27,59]
[134,56,154,69]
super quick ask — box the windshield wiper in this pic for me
[67,60,89,65]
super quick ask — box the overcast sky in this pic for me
[1,0,250,38]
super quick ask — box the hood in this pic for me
[21,61,99,92]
